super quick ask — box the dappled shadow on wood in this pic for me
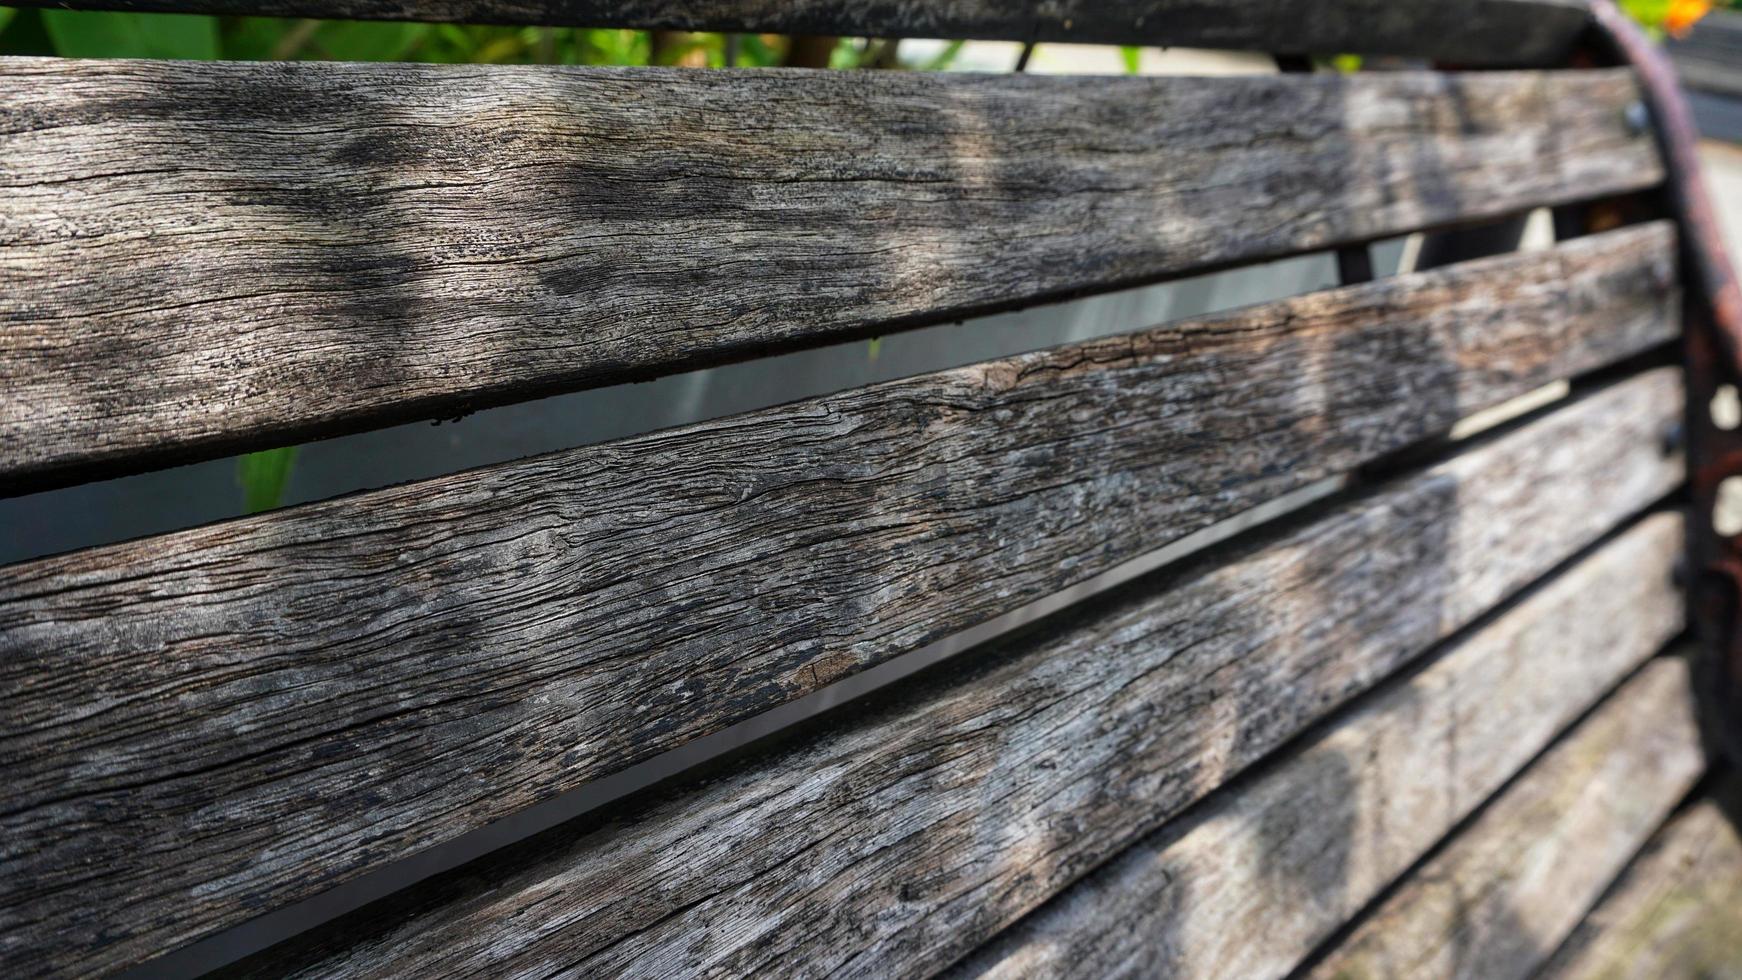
[208,371,1685,978]
[0,63,1681,977]
[0,62,1661,490]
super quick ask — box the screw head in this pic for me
[1625,101,1651,135]
[1663,420,1686,455]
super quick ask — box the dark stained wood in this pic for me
[0,226,1681,975]
[0,61,1663,490]
[1305,654,1706,980]
[950,512,1686,980]
[1542,779,1742,980]
[217,369,1686,980]
[0,0,1595,65]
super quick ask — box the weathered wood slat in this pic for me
[218,370,1686,980]
[1542,779,1742,980]
[949,511,1687,980]
[0,61,1662,489]
[0,227,1679,976]
[1305,655,1707,980]
[0,0,1594,65]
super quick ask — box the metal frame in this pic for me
[1590,0,1742,758]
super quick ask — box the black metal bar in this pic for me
[1335,245,1374,285]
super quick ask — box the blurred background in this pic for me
[1664,2,1742,258]
[0,0,1736,562]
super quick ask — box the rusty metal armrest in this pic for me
[1589,0,1742,760]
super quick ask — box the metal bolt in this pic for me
[1663,420,1686,454]
[1624,101,1651,135]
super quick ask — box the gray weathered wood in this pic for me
[950,511,1687,980]
[1542,779,1742,980]
[217,370,1686,980]
[0,61,1662,490]
[0,226,1679,976]
[1306,655,1707,980]
[0,1,1595,65]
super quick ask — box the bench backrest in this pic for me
[0,1,1728,976]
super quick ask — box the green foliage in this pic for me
[289,20,429,60]
[1119,45,1141,74]
[42,10,217,58]
[0,10,974,69]
[733,33,780,66]
[2,9,686,65]
[826,36,860,69]
[1622,0,1679,35]
[236,446,299,514]
[919,39,965,72]
[1621,0,1734,38]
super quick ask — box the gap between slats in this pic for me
[1,205,1567,569]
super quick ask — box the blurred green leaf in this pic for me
[736,33,781,67]
[0,9,16,33]
[434,24,474,51]
[219,17,305,60]
[576,28,649,65]
[1621,0,1673,34]
[42,10,218,59]
[826,37,861,69]
[237,446,299,514]
[921,39,966,71]
[310,21,429,61]
[0,8,57,56]
[1120,45,1141,74]
[472,32,526,61]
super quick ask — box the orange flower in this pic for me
[1666,0,1713,37]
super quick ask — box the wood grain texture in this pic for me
[1542,779,1742,980]
[0,61,1663,489]
[0,226,1680,976]
[1305,655,1707,980]
[218,370,1686,980]
[950,511,1687,980]
[0,1,1594,65]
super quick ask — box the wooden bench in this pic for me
[3,0,1740,975]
